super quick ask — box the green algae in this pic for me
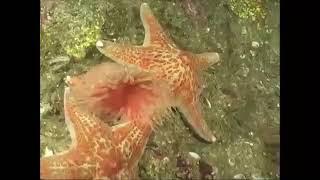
[41,0,112,60]
[229,0,267,23]
[40,0,280,179]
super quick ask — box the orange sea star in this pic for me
[40,62,174,179]
[96,3,221,142]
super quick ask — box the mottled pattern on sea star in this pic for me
[41,63,174,179]
[96,3,220,142]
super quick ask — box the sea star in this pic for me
[96,3,220,142]
[41,63,174,179]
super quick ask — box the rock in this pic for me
[251,41,260,48]
[233,173,246,179]
[189,152,201,160]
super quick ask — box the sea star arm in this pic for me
[112,119,153,167]
[178,98,216,142]
[140,3,177,49]
[64,87,113,146]
[41,88,119,179]
[41,149,96,179]
[96,41,152,69]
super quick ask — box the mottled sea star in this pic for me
[41,63,174,179]
[96,3,220,142]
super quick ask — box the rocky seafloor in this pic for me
[40,0,280,179]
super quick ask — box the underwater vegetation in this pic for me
[229,0,267,23]
[41,0,112,59]
[40,0,280,179]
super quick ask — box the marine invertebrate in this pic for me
[67,62,174,126]
[40,62,174,179]
[96,3,221,142]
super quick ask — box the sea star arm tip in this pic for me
[96,39,144,66]
[140,3,176,49]
[96,40,104,48]
[96,40,114,53]
[179,101,217,143]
